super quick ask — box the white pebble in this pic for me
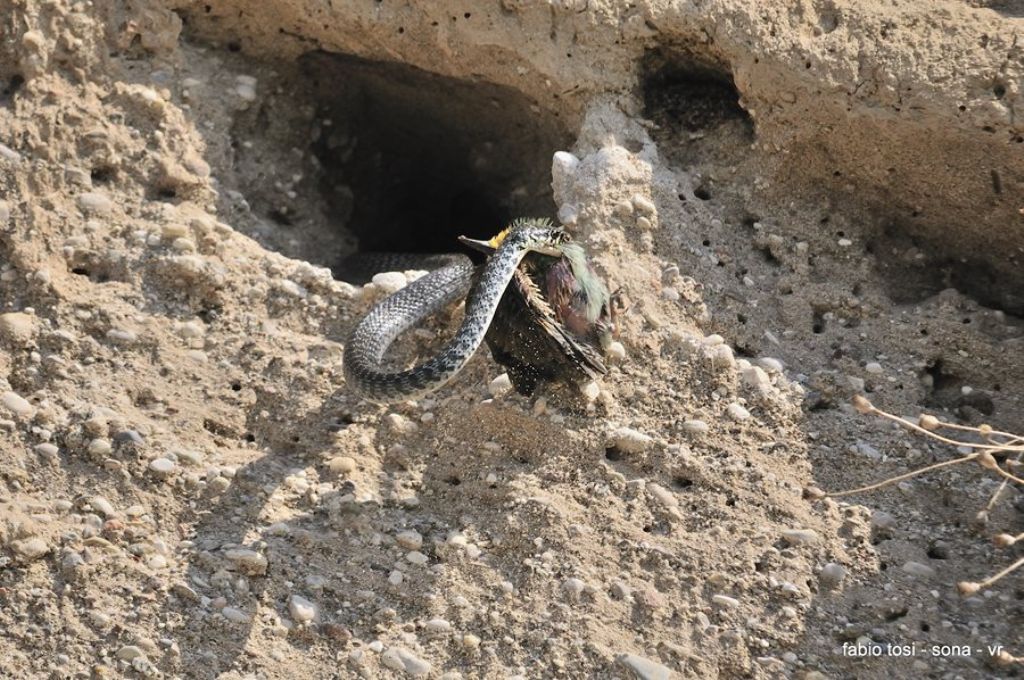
[106,328,138,345]
[617,653,674,680]
[552,150,580,176]
[87,438,112,457]
[381,647,431,677]
[90,496,117,518]
[631,194,657,216]
[371,272,407,294]
[221,607,250,623]
[224,548,268,575]
[742,365,772,393]
[606,341,627,361]
[865,362,883,374]
[726,403,750,421]
[1,391,32,417]
[0,312,35,344]
[34,442,58,458]
[488,373,513,398]
[756,357,784,373]
[77,192,113,215]
[424,618,452,634]
[608,426,654,454]
[712,594,740,608]
[406,551,428,565]
[0,143,22,163]
[562,577,586,598]
[327,456,356,474]
[289,594,317,623]
[12,537,49,561]
[681,419,709,435]
[819,562,847,588]
[148,457,176,476]
[707,344,735,370]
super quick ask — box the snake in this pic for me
[343,219,571,403]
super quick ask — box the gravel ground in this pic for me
[0,1,1021,678]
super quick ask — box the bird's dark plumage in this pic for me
[472,240,615,396]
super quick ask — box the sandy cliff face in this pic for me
[0,1,1020,678]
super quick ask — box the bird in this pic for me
[459,221,617,396]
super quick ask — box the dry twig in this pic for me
[805,396,1023,666]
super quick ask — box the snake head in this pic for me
[460,218,569,257]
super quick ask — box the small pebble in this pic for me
[631,194,657,217]
[819,562,847,589]
[741,365,772,393]
[902,561,935,578]
[34,442,58,458]
[781,529,818,546]
[381,647,432,677]
[371,272,407,294]
[712,594,740,608]
[327,456,356,474]
[396,530,423,550]
[1,391,32,417]
[871,511,897,531]
[610,580,631,600]
[865,362,883,374]
[608,427,654,454]
[289,594,317,623]
[87,438,112,457]
[148,457,176,476]
[224,548,268,575]
[90,496,117,518]
[0,143,22,163]
[406,551,428,565]
[235,75,257,101]
[562,577,586,599]
[106,328,138,345]
[681,419,709,435]
[116,646,144,661]
[726,403,750,421]
[606,341,627,361]
[488,373,513,398]
[0,312,35,344]
[77,192,113,215]
[221,607,250,624]
[708,344,735,370]
[616,653,673,680]
[756,357,784,373]
[424,618,451,634]
[12,536,49,561]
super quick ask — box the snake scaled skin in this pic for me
[343,220,570,402]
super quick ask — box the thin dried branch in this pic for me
[810,396,1023,605]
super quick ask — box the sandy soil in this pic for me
[0,1,1021,678]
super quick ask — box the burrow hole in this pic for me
[641,46,754,170]
[228,51,570,282]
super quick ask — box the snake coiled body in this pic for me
[343,222,569,402]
